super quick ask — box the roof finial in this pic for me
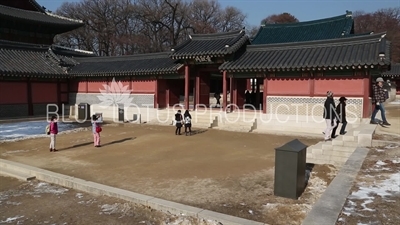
[346,10,352,17]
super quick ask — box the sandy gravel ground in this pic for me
[0,123,334,225]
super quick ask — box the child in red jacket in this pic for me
[49,116,58,152]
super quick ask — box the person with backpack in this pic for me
[92,114,102,147]
[184,110,192,136]
[174,110,183,135]
[49,116,58,152]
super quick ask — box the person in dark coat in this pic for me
[183,110,192,136]
[214,91,221,107]
[245,90,251,104]
[371,77,390,125]
[174,110,183,135]
[323,91,337,141]
[331,97,348,138]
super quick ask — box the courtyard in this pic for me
[0,123,335,224]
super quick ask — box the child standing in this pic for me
[92,114,101,147]
[184,110,192,136]
[49,116,58,152]
[174,110,183,135]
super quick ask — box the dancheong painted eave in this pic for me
[69,52,183,77]
[251,11,354,45]
[382,63,400,77]
[219,32,391,73]
[170,29,250,60]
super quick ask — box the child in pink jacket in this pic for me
[49,116,58,152]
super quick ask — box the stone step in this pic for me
[332,146,357,153]
[324,150,353,158]
[343,141,359,147]
[0,167,36,181]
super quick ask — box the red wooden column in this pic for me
[27,78,33,116]
[233,78,237,107]
[195,72,200,109]
[263,77,268,114]
[57,79,61,113]
[309,72,315,97]
[184,65,190,109]
[222,71,227,110]
[229,76,233,106]
[362,71,371,118]
[255,78,260,109]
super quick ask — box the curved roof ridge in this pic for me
[248,32,386,51]
[260,12,351,27]
[52,45,94,55]
[46,12,83,24]
[190,29,245,40]
[0,39,50,51]
[75,52,172,62]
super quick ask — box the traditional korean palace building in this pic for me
[0,0,394,124]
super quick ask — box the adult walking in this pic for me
[323,91,337,141]
[49,116,58,152]
[174,110,183,135]
[92,114,102,147]
[331,97,348,138]
[184,110,192,136]
[371,77,391,125]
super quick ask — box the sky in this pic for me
[37,0,400,27]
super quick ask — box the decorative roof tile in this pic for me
[251,12,354,45]
[170,29,249,59]
[69,52,183,76]
[0,4,83,28]
[219,33,390,72]
[382,63,400,77]
[0,40,68,76]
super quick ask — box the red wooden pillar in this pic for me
[309,74,315,97]
[27,78,33,116]
[233,78,237,106]
[229,76,233,106]
[362,71,371,118]
[195,71,200,109]
[155,79,159,108]
[184,65,190,109]
[57,79,61,113]
[85,77,88,93]
[255,78,260,109]
[263,78,268,114]
[222,70,227,110]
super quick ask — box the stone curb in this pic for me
[0,159,266,225]
[301,147,370,225]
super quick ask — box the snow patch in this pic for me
[0,121,87,143]
[0,215,24,223]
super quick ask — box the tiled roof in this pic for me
[69,52,183,76]
[382,63,400,77]
[170,29,249,59]
[251,11,354,45]
[0,4,83,28]
[51,45,96,58]
[219,33,390,72]
[0,40,68,77]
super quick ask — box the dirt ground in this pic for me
[0,175,205,225]
[336,142,400,225]
[0,123,334,225]
[337,102,400,225]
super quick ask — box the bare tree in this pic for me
[54,0,247,55]
[353,7,400,62]
[261,12,299,24]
